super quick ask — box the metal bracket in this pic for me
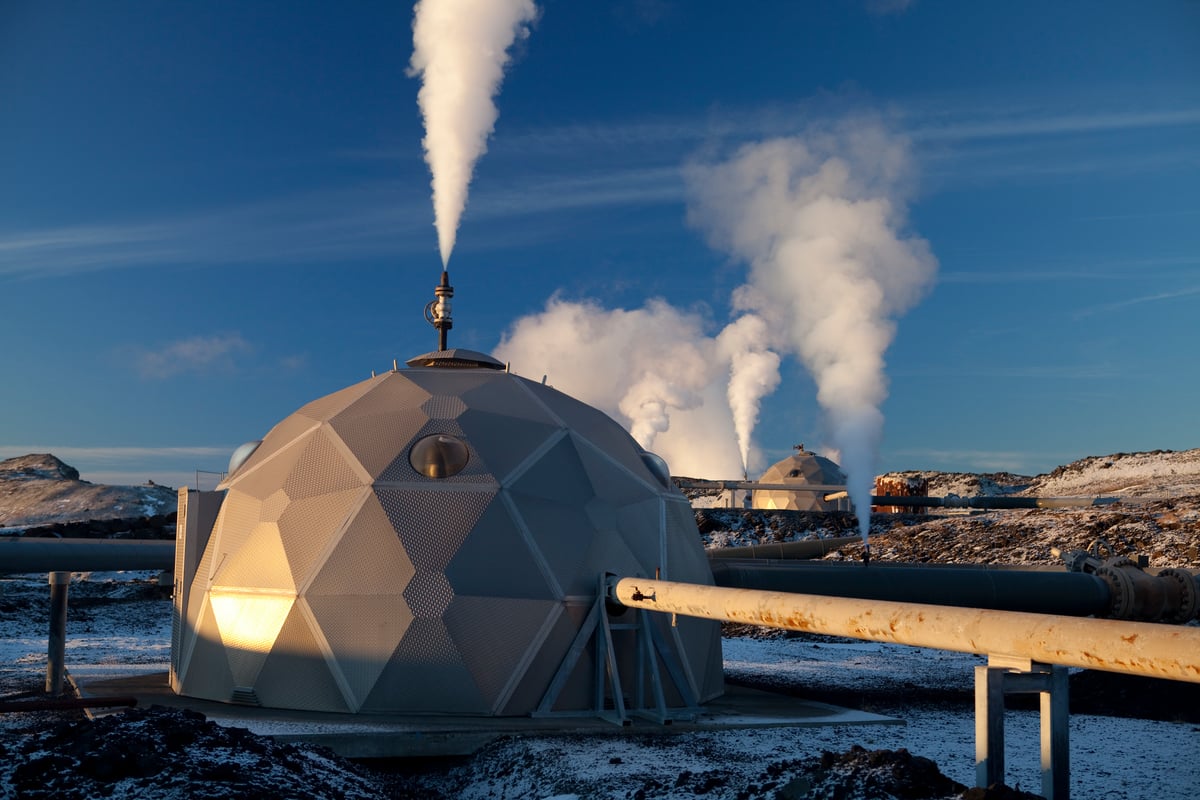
[975,655,1070,799]
[533,575,701,725]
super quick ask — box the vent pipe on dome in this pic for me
[424,270,454,351]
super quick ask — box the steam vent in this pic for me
[172,348,723,716]
[752,446,846,512]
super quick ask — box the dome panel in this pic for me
[456,409,562,484]
[305,593,413,712]
[282,427,367,500]
[176,596,235,700]
[458,376,560,426]
[206,490,263,582]
[260,488,290,523]
[211,522,294,592]
[229,429,316,501]
[376,488,493,571]
[254,603,350,713]
[573,434,661,506]
[327,375,431,479]
[506,493,598,597]
[209,592,294,687]
[615,498,665,568]
[403,571,455,619]
[307,493,415,598]
[220,415,319,488]
[526,383,658,484]
[421,394,468,420]
[445,501,559,600]
[444,596,560,713]
[508,435,593,505]
[363,618,485,714]
[663,497,712,583]
[275,487,365,588]
[293,375,382,423]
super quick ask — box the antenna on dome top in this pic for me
[424,270,454,351]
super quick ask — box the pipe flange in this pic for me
[1102,555,1138,571]
[1158,568,1200,623]
[1095,564,1136,619]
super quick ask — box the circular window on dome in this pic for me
[409,434,470,479]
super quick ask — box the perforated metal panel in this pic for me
[207,490,263,579]
[753,451,846,511]
[211,522,294,591]
[457,408,562,484]
[304,593,412,711]
[444,596,559,711]
[229,429,315,500]
[421,394,468,420]
[224,414,320,486]
[282,427,365,500]
[275,487,364,587]
[327,375,431,479]
[293,375,383,423]
[376,488,493,570]
[306,493,414,597]
[253,604,350,713]
[376,419,496,485]
[444,502,558,600]
[363,618,484,714]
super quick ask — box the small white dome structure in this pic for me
[172,347,723,717]
[752,446,847,512]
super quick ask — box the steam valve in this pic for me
[424,270,454,351]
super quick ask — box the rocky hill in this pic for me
[0,454,177,530]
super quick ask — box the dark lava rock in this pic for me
[0,705,383,800]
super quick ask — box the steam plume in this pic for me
[409,0,537,266]
[716,314,781,475]
[495,298,745,478]
[686,118,938,543]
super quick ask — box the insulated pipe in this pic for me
[0,538,174,573]
[708,536,861,560]
[610,577,1200,683]
[708,560,1113,617]
[863,495,1119,510]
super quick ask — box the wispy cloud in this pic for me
[1073,285,1200,319]
[132,333,252,379]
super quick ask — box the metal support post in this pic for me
[46,571,70,696]
[975,655,1070,799]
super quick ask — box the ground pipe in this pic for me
[709,560,1112,618]
[0,695,138,714]
[865,495,1119,510]
[0,538,174,573]
[708,536,862,560]
[610,576,1200,683]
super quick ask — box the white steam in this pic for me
[409,0,538,266]
[716,314,781,476]
[494,298,746,478]
[685,118,938,542]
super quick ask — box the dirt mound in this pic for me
[0,705,383,800]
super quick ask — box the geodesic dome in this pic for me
[172,349,723,716]
[752,448,847,511]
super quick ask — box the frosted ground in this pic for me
[2,448,1199,798]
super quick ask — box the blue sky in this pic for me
[1,0,1198,488]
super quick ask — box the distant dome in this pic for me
[752,448,846,512]
[174,356,723,716]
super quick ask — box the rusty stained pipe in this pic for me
[610,577,1200,684]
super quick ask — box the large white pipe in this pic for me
[611,577,1200,684]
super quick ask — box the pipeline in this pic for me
[707,536,861,561]
[0,695,138,714]
[610,577,1200,684]
[1057,543,1200,623]
[0,538,174,573]
[860,495,1120,510]
[709,560,1113,618]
